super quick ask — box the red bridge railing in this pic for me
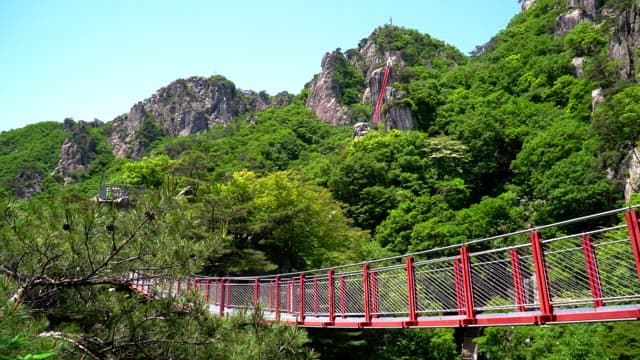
[130,205,640,328]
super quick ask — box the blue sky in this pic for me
[0,1,521,132]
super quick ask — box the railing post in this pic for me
[313,278,319,316]
[225,280,231,308]
[204,279,211,303]
[582,235,604,308]
[371,272,379,318]
[176,279,181,297]
[340,276,346,318]
[275,276,281,321]
[328,270,335,323]
[254,279,260,308]
[363,263,371,325]
[167,278,174,298]
[406,257,418,325]
[510,249,526,312]
[625,210,640,282]
[531,230,553,322]
[299,274,306,323]
[460,246,476,324]
[268,280,273,311]
[185,278,190,292]
[218,280,226,316]
[287,280,293,314]
[454,258,464,315]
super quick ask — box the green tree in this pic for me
[114,154,175,188]
[564,21,607,57]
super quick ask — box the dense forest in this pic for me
[4,0,640,358]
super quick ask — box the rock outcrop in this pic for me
[555,0,603,35]
[608,2,640,80]
[591,87,604,110]
[365,63,415,130]
[305,51,352,125]
[52,119,98,183]
[107,76,292,158]
[625,147,640,203]
[521,0,538,11]
[11,166,44,199]
[305,28,419,130]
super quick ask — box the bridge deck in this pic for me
[130,206,640,328]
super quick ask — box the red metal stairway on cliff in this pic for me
[371,57,393,126]
[130,205,640,328]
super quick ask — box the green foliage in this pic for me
[373,328,458,360]
[152,104,351,180]
[0,122,67,197]
[372,25,465,68]
[564,21,608,56]
[0,193,316,358]
[333,55,366,106]
[136,111,165,147]
[0,277,58,360]
[328,130,469,232]
[113,154,174,188]
[592,84,640,156]
[476,324,620,360]
[3,0,640,357]
[204,170,368,272]
[308,328,457,360]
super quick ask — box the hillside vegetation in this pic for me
[3,0,640,358]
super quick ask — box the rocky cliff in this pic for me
[555,0,603,35]
[608,1,640,81]
[52,118,100,183]
[305,51,353,125]
[107,76,292,158]
[305,25,462,130]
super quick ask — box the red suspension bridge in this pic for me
[130,205,640,328]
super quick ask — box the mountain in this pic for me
[2,0,640,208]
[106,75,294,158]
[1,0,640,205]
[304,26,465,129]
[8,1,640,359]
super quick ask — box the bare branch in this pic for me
[83,215,152,282]
[38,331,101,360]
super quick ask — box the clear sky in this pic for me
[0,1,521,132]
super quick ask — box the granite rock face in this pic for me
[305,30,417,129]
[107,76,292,158]
[608,2,640,80]
[305,51,352,125]
[52,119,99,184]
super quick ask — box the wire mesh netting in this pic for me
[335,272,365,316]
[595,233,640,304]
[544,236,593,307]
[371,266,408,316]
[414,257,461,314]
[469,246,536,312]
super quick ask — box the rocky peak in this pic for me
[305,26,419,129]
[555,0,603,35]
[608,2,640,80]
[305,50,352,125]
[364,62,414,130]
[567,0,602,19]
[521,0,538,11]
[107,76,292,158]
[11,166,44,199]
[52,119,98,183]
